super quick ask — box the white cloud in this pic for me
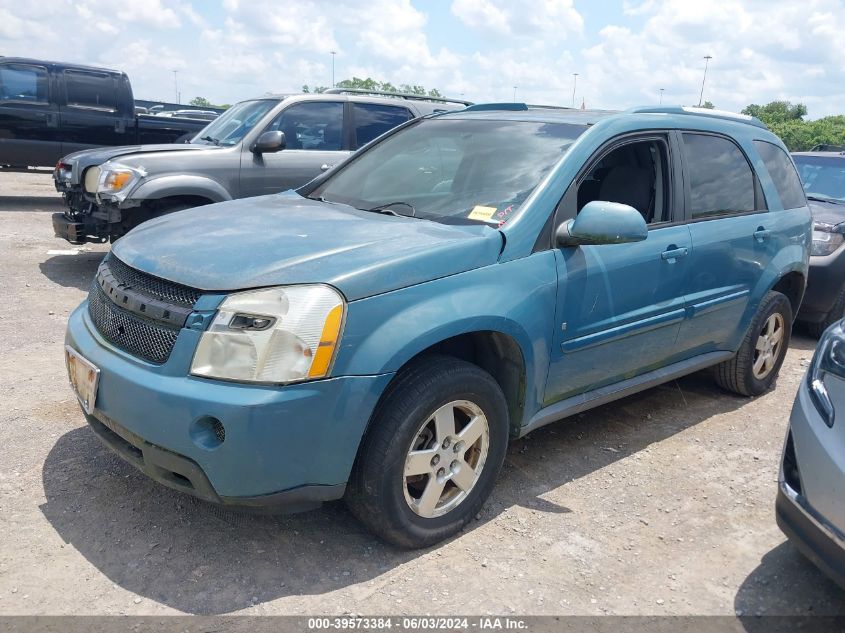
[452,0,583,37]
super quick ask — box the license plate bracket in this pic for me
[65,345,100,415]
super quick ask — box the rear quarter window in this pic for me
[682,133,757,219]
[352,103,413,147]
[64,70,118,112]
[753,140,807,209]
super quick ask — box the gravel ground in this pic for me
[0,171,843,616]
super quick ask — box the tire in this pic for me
[806,286,845,338]
[346,354,509,548]
[715,290,792,396]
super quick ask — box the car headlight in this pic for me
[190,285,345,384]
[808,320,845,427]
[96,164,144,202]
[811,222,845,256]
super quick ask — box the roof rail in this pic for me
[322,88,472,107]
[627,105,768,129]
[463,103,529,112]
[810,144,845,153]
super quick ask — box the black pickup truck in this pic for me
[0,57,210,168]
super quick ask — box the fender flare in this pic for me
[127,175,232,204]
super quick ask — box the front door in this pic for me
[545,135,691,403]
[59,69,131,156]
[0,61,60,167]
[239,100,350,196]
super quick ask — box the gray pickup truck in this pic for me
[53,90,470,244]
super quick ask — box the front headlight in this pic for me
[96,163,143,202]
[190,285,345,384]
[808,320,845,427]
[811,222,845,256]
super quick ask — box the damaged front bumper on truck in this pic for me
[53,161,112,244]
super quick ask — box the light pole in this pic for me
[571,73,578,108]
[659,88,664,104]
[513,86,517,101]
[330,51,336,88]
[172,70,179,104]
[698,55,712,107]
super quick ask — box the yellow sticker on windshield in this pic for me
[468,205,497,222]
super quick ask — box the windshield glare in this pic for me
[793,155,845,202]
[191,99,277,146]
[312,118,586,224]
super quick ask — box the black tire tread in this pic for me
[806,286,845,338]
[714,290,792,396]
[345,354,507,548]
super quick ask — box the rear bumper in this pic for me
[776,482,845,589]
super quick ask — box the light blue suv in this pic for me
[64,103,811,547]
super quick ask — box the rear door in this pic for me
[0,61,60,167]
[239,100,349,196]
[59,69,132,155]
[676,132,777,355]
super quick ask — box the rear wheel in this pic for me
[346,355,509,548]
[715,290,792,396]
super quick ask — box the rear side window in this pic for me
[754,140,807,209]
[352,103,413,147]
[64,70,118,112]
[682,133,756,218]
[0,64,48,103]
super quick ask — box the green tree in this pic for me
[308,77,444,98]
[741,101,807,124]
[739,100,845,151]
[302,84,328,94]
[701,100,715,109]
[189,96,212,107]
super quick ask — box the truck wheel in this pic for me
[346,355,509,548]
[714,290,792,396]
[806,286,845,338]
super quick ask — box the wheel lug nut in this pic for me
[450,460,459,471]
[431,454,440,466]
[442,438,451,449]
[453,441,464,454]
[437,468,446,478]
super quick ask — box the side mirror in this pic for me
[556,200,648,247]
[251,130,286,154]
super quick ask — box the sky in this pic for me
[1,0,843,117]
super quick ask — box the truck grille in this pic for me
[87,255,200,364]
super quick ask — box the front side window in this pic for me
[577,139,671,224]
[754,141,806,209]
[266,101,344,150]
[792,154,845,204]
[64,70,117,111]
[682,133,756,219]
[311,118,586,224]
[352,103,413,147]
[0,64,48,103]
[192,99,277,146]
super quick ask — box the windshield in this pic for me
[793,155,845,202]
[191,99,277,146]
[310,118,587,224]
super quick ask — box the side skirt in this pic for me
[520,351,734,437]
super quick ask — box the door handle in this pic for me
[45,113,58,128]
[753,227,771,242]
[661,247,688,261]
[320,164,333,172]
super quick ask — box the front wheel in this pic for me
[346,355,509,548]
[715,290,792,396]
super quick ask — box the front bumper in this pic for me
[777,380,845,588]
[799,251,845,322]
[65,301,393,507]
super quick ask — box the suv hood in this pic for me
[112,192,504,301]
[62,143,217,184]
[809,199,845,228]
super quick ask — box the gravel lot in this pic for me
[0,171,843,616]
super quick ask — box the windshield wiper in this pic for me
[364,201,418,217]
[807,194,845,205]
[199,135,220,146]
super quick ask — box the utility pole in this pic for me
[330,51,336,88]
[172,70,179,104]
[659,88,664,104]
[571,73,578,108]
[513,86,517,101]
[698,55,712,107]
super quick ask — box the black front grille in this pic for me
[107,254,201,308]
[88,282,181,364]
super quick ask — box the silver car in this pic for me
[53,90,469,244]
[778,318,845,587]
